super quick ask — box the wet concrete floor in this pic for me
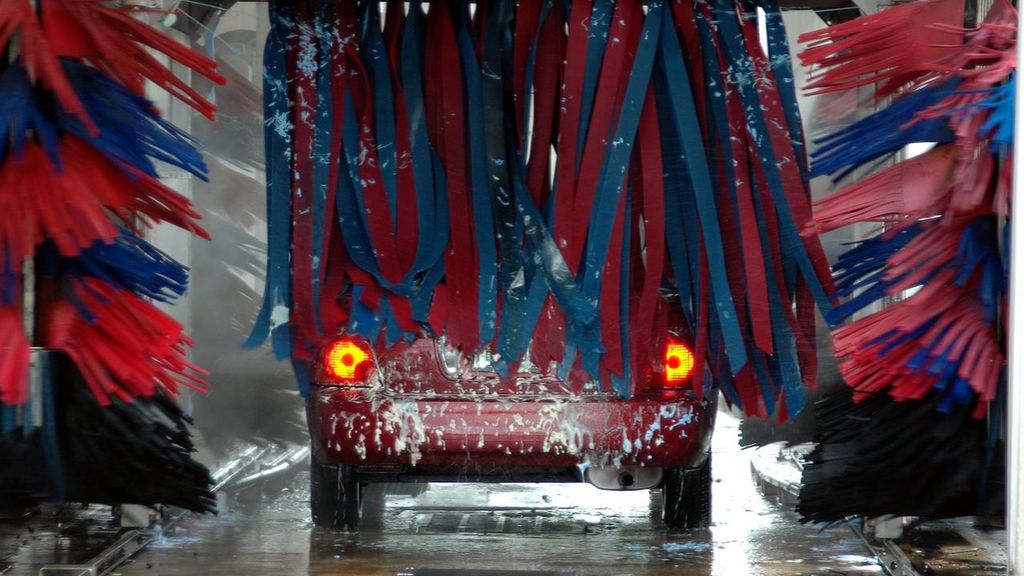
[101,413,882,576]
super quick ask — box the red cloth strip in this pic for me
[725,79,773,355]
[320,219,351,338]
[351,65,406,286]
[289,2,318,345]
[629,90,666,390]
[737,7,834,293]
[525,1,564,208]
[426,2,479,351]
[384,0,404,68]
[568,0,639,273]
[512,0,541,143]
[526,3,567,367]
[670,0,708,135]
[599,178,627,377]
[551,0,592,271]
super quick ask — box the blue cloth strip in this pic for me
[481,0,530,367]
[657,5,747,375]
[458,11,500,352]
[247,0,294,359]
[363,4,400,227]
[653,69,697,334]
[401,1,449,316]
[711,0,835,323]
[311,1,333,336]
[749,169,804,416]
[760,0,808,176]
[576,0,614,173]
[610,185,632,397]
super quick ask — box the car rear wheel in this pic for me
[310,453,361,530]
[661,455,712,530]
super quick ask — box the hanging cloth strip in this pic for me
[459,2,501,357]
[248,0,296,358]
[692,4,765,412]
[575,0,655,393]
[397,0,450,324]
[251,0,457,378]
[287,0,322,356]
[521,1,566,370]
[424,0,480,352]
[255,0,840,418]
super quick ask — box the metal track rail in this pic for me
[847,518,922,576]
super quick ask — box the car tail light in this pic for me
[663,340,695,386]
[322,338,375,384]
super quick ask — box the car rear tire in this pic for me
[310,453,361,530]
[662,455,712,530]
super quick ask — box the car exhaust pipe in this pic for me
[584,466,663,490]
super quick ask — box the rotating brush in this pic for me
[797,0,1014,522]
[0,0,224,514]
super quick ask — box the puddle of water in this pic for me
[96,411,881,576]
[661,542,713,555]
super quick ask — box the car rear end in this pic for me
[306,320,717,530]
[310,335,715,474]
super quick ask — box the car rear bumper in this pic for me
[308,387,715,473]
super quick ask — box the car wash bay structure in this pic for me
[0,0,1022,574]
[197,0,1015,557]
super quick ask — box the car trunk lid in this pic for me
[374,337,614,398]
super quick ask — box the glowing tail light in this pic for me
[323,338,374,384]
[664,341,695,385]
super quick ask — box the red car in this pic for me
[306,299,716,531]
